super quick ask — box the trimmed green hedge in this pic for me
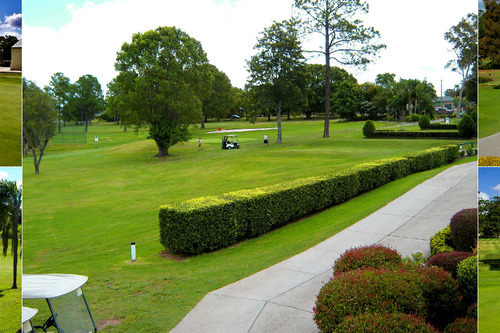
[159,145,459,255]
[426,124,458,130]
[369,131,461,139]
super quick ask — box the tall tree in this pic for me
[445,13,478,119]
[68,74,105,132]
[294,0,385,137]
[114,26,208,157]
[479,0,500,65]
[0,180,22,289]
[23,79,58,174]
[199,64,234,128]
[48,72,72,133]
[247,19,306,143]
[0,35,18,63]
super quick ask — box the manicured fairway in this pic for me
[0,254,21,332]
[479,70,500,139]
[23,119,475,332]
[0,73,21,165]
[479,238,500,333]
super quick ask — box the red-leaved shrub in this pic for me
[443,317,477,333]
[449,208,477,252]
[336,312,439,333]
[314,266,462,332]
[333,244,402,276]
[427,251,474,278]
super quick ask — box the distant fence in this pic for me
[51,122,87,144]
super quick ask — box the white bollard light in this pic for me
[130,242,136,262]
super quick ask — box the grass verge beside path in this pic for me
[479,70,500,139]
[0,254,21,332]
[479,238,500,333]
[23,154,476,332]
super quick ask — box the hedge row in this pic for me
[426,124,458,130]
[369,131,461,139]
[159,145,459,255]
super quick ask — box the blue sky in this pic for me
[479,168,500,201]
[23,0,477,92]
[0,0,21,37]
[0,167,22,185]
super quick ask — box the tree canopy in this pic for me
[113,26,208,157]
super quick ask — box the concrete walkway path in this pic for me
[479,133,500,157]
[171,162,477,333]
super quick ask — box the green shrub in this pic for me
[419,114,431,129]
[427,251,474,278]
[405,115,411,122]
[333,245,402,276]
[313,266,462,332]
[457,256,477,306]
[466,303,477,319]
[457,115,477,138]
[430,226,454,256]
[427,124,458,130]
[450,208,477,252]
[411,114,421,122]
[336,313,439,333]
[443,317,477,333]
[159,146,459,255]
[370,131,461,138]
[362,120,376,137]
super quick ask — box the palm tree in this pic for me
[0,180,22,289]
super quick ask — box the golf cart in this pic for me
[22,274,97,333]
[221,135,240,149]
[22,307,38,333]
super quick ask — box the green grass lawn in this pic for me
[0,253,21,332]
[479,238,500,332]
[22,119,475,332]
[479,70,500,138]
[0,73,21,166]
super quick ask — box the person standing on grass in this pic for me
[198,137,202,151]
[263,133,269,148]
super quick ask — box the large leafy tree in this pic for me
[199,64,234,128]
[479,0,500,65]
[445,13,477,119]
[294,0,385,137]
[23,79,58,174]
[479,196,500,238]
[0,180,22,289]
[67,74,105,132]
[113,26,208,157]
[47,72,72,132]
[247,19,306,143]
[0,35,18,62]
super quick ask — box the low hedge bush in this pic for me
[369,131,461,139]
[450,208,477,252]
[457,115,477,138]
[419,115,431,129]
[430,226,454,256]
[427,251,474,278]
[426,124,458,130]
[443,317,477,333]
[457,256,477,306]
[159,145,459,255]
[479,156,500,166]
[333,244,402,276]
[336,313,439,333]
[313,266,462,332]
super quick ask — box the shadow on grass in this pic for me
[482,259,500,271]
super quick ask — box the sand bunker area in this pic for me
[206,127,277,134]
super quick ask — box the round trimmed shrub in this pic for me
[457,115,477,138]
[450,208,477,252]
[430,226,454,256]
[405,115,411,122]
[457,256,477,306]
[419,114,431,129]
[427,251,474,278]
[363,120,376,137]
[443,317,477,333]
[333,244,402,276]
[336,312,439,333]
[314,267,462,332]
[411,114,420,122]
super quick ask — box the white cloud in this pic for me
[491,184,500,194]
[0,171,8,180]
[23,0,477,93]
[2,13,22,30]
[479,191,490,201]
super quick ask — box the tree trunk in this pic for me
[276,102,283,144]
[324,1,331,138]
[457,84,465,119]
[32,150,40,175]
[201,115,207,129]
[155,143,169,157]
[11,216,18,289]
